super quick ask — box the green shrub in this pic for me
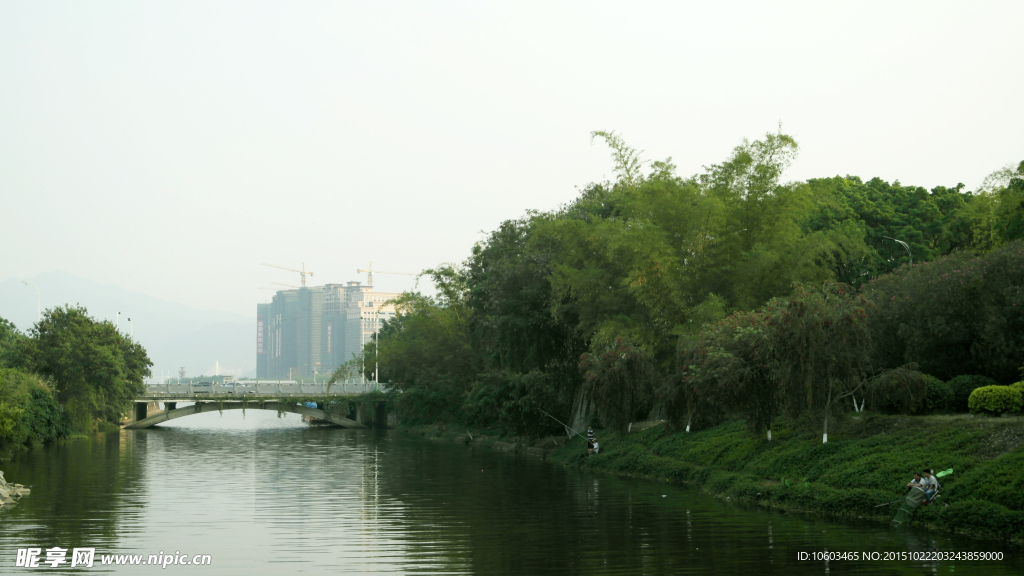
[940,499,1024,541]
[916,376,953,414]
[968,386,1024,416]
[948,375,1000,412]
[23,387,74,442]
[394,382,465,425]
[1013,382,1024,413]
[870,370,929,414]
[1,369,72,458]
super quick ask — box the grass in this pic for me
[541,413,1024,544]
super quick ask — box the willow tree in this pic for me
[578,337,655,432]
[670,310,776,437]
[765,283,875,442]
[671,283,883,442]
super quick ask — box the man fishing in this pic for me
[921,469,940,504]
[892,471,929,526]
[884,468,952,524]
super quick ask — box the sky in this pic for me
[2,1,1022,317]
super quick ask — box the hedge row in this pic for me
[889,374,1022,416]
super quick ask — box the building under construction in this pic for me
[256,282,399,380]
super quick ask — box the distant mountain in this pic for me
[0,271,255,379]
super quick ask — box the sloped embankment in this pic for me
[546,414,1024,543]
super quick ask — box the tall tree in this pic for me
[864,240,1024,383]
[21,306,151,430]
[0,317,25,369]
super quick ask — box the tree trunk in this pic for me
[823,380,833,443]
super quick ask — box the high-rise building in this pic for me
[256,302,269,378]
[256,281,399,380]
[264,288,299,379]
[296,286,324,379]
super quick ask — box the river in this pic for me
[1,408,1019,575]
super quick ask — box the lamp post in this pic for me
[882,236,912,266]
[374,308,380,392]
[20,280,40,323]
[128,317,133,338]
[116,311,121,331]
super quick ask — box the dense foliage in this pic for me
[22,306,151,430]
[579,338,656,432]
[947,375,1001,413]
[917,376,954,415]
[366,128,1023,437]
[864,242,1024,383]
[0,305,151,458]
[0,369,73,458]
[668,283,929,439]
[0,318,22,369]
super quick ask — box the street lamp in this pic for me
[128,317,133,338]
[882,236,912,266]
[374,308,380,392]
[20,280,39,323]
[116,311,121,331]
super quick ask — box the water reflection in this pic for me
[0,410,1020,575]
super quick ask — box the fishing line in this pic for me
[537,408,588,441]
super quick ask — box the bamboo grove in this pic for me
[356,129,1024,437]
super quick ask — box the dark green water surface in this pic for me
[0,409,1019,575]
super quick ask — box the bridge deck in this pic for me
[126,401,366,429]
[137,393,361,401]
[139,383,388,401]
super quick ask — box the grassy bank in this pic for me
[544,414,1024,544]
[402,413,1024,544]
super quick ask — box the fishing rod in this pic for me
[537,408,588,441]
[873,499,902,508]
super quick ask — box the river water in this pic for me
[0,408,1019,575]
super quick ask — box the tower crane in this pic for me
[357,261,416,286]
[262,262,314,287]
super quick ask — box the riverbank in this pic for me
[403,413,1024,545]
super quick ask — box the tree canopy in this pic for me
[19,306,151,431]
[365,128,1023,437]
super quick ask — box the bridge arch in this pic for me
[126,401,366,429]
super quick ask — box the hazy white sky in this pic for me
[2,1,1022,316]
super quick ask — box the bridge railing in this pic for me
[142,382,390,396]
